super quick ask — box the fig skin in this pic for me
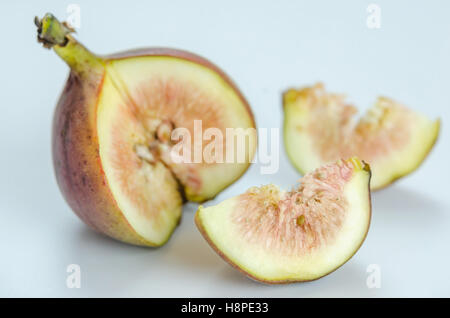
[52,70,156,245]
[372,124,440,191]
[39,14,255,246]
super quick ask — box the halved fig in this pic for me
[196,157,372,283]
[36,14,256,246]
[283,83,440,190]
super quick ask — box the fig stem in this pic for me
[35,13,103,76]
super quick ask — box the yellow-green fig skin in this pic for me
[369,119,440,190]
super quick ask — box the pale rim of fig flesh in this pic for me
[195,157,372,283]
[97,56,256,245]
[283,83,440,190]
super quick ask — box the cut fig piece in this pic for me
[37,14,256,246]
[283,83,440,190]
[196,158,372,283]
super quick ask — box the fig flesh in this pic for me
[37,14,256,246]
[196,158,372,283]
[283,83,440,190]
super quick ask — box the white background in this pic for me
[1,0,449,297]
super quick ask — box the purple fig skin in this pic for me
[52,69,155,245]
[38,14,255,246]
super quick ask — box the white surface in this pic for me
[1,0,449,297]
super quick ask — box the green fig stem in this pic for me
[35,13,103,76]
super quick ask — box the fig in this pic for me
[283,83,440,190]
[36,14,256,246]
[196,157,372,283]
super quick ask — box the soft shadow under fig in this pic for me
[371,185,447,229]
[74,225,161,251]
[214,259,377,297]
[164,203,225,271]
[216,264,264,288]
[372,185,445,214]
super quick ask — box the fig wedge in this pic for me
[283,83,440,190]
[196,158,372,283]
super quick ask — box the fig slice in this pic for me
[37,14,256,246]
[283,83,440,190]
[195,157,372,283]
